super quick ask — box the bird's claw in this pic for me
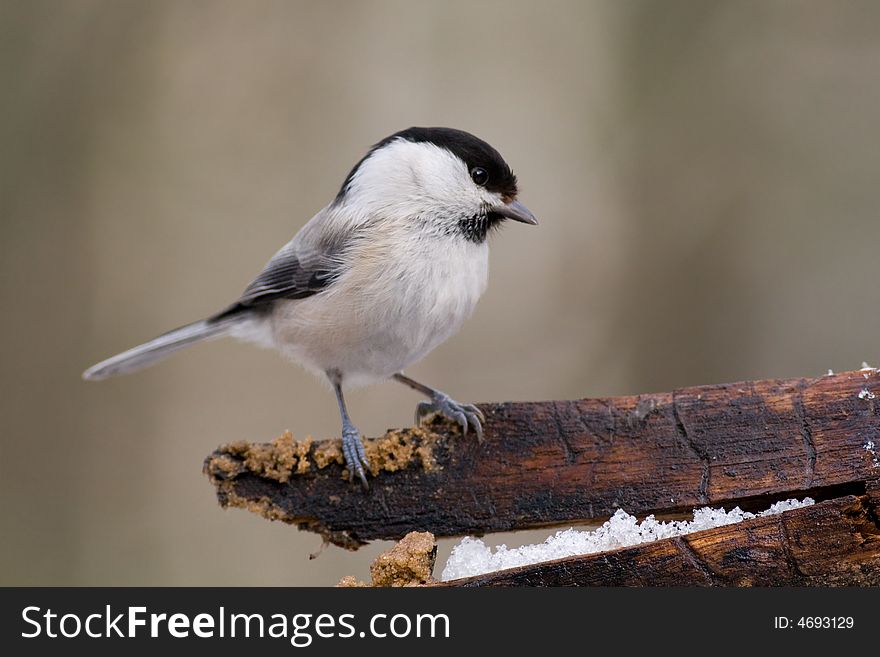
[341,426,370,489]
[416,393,485,442]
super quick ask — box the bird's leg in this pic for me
[392,372,485,441]
[329,372,369,489]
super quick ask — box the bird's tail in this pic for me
[82,314,243,381]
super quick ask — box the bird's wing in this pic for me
[221,206,353,314]
[236,243,341,307]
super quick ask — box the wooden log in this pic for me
[436,492,880,586]
[204,369,880,549]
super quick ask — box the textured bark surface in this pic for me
[204,369,880,549]
[437,492,880,586]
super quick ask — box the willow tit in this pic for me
[83,127,538,487]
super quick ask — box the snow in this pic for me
[440,498,815,581]
[866,440,879,468]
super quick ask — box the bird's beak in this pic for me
[492,199,538,225]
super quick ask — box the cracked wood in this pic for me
[205,369,880,548]
[436,492,880,586]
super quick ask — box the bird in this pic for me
[83,126,538,487]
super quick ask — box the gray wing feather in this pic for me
[233,206,351,310]
[237,247,338,305]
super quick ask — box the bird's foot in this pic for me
[341,424,370,489]
[416,392,485,441]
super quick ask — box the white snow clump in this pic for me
[440,498,815,581]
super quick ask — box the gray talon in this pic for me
[465,404,485,423]
[331,375,369,489]
[453,411,468,435]
[342,427,369,489]
[415,392,484,440]
[465,412,484,442]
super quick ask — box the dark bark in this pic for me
[204,369,880,549]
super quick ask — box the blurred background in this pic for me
[3,0,880,585]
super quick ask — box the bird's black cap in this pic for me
[336,127,518,203]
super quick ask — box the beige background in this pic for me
[3,0,880,585]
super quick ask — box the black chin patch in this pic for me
[458,211,504,243]
[336,127,518,203]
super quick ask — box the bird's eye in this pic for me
[470,167,489,186]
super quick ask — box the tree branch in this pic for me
[204,369,880,549]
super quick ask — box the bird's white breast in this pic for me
[268,227,489,387]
